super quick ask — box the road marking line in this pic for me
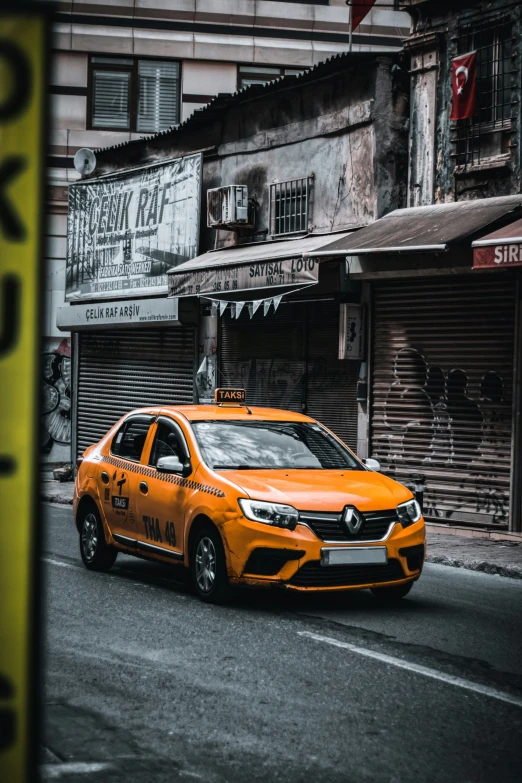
[42,557,82,570]
[298,631,522,709]
[40,762,112,778]
[43,556,189,594]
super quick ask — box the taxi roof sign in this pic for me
[215,388,246,405]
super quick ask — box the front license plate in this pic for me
[321,547,387,566]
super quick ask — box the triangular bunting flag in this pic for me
[272,295,282,312]
[263,299,271,316]
[235,302,245,319]
[219,300,228,316]
[252,300,262,315]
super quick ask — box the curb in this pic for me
[426,554,522,580]
[41,493,73,506]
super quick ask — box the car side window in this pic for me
[149,420,187,467]
[111,418,152,462]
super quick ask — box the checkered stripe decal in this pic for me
[103,454,226,498]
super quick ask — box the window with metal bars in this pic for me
[89,57,180,133]
[269,177,313,237]
[453,14,515,166]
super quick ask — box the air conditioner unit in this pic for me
[207,185,252,229]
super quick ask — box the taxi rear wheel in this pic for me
[370,581,414,602]
[191,525,231,604]
[79,506,117,572]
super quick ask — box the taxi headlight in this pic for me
[238,499,298,530]
[397,499,422,527]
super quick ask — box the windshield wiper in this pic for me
[212,464,259,470]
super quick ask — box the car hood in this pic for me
[221,469,411,512]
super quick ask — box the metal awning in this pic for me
[310,196,522,256]
[472,217,522,247]
[472,217,522,270]
[167,232,352,299]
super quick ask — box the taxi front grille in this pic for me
[289,559,405,588]
[299,509,398,542]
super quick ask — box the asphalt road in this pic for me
[41,503,522,783]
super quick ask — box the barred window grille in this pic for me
[269,177,313,237]
[453,14,515,166]
[138,61,180,133]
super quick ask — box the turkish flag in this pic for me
[450,51,478,120]
[352,1,377,32]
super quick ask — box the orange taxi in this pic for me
[74,389,425,603]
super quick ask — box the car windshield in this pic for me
[191,420,363,470]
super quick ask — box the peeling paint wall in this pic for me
[407,44,438,206]
[212,58,408,238]
[218,125,376,237]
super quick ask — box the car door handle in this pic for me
[139,481,148,495]
[101,471,109,484]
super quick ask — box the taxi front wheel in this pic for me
[370,581,414,602]
[191,525,232,604]
[79,506,117,572]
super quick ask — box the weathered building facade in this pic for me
[405,0,521,206]
[44,0,409,464]
[63,1,522,534]
[60,51,409,461]
[320,0,522,532]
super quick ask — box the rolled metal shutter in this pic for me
[306,300,358,448]
[220,299,358,449]
[77,327,195,454]
[220,303,306,414]
[371,275,516,528]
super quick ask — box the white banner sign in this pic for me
[56,297,179,331]
[66,153,202,302]
[168,257,318,297]
[339,303,365,360]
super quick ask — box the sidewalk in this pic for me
[40,479,522,580]
[426,533,522,580]
[41,475,74,506]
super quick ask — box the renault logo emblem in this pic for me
[342,507,364,535]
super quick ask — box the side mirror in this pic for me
[363,457,381,472]
[157,455,184,474]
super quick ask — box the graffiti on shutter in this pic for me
[371,276,515,527]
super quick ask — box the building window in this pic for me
[269,177,314,237]
[238,64,305,90]
[89,57,180,133]
[453,15,514,166]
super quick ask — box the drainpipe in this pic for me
[509,275,522,532]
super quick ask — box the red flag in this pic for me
[351,1,377,32]
[450,51,478,120]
